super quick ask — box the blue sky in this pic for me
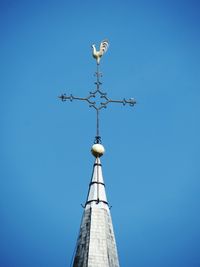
[1,0,200,266]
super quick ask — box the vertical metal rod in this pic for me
[96,63,101,91]
[95,63,101,144]
[97,109,99,138]
[96,64,99,86]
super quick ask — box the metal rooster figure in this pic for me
[59,39,136,144]
[92,39,109,65]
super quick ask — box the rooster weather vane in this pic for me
[59,39,136,144]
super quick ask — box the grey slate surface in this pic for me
[72,158,120,267]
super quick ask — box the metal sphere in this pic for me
[91,144,105,157]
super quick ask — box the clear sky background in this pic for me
[1,0,200,266]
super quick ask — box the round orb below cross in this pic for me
[91,144,105,157]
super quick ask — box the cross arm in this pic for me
[100,95,136,108]
[58,93,95,106]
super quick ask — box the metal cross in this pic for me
[59,64,136,144]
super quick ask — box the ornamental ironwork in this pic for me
[59,41,136,144]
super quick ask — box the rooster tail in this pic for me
[100,39,109,55]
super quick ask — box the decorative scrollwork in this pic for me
[59,64,136,143]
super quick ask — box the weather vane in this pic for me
[59,39,136,145]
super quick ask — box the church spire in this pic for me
[59,40,136,267]
[72,144,120,267]
[85,157,108,207]
[85,143,107,207]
